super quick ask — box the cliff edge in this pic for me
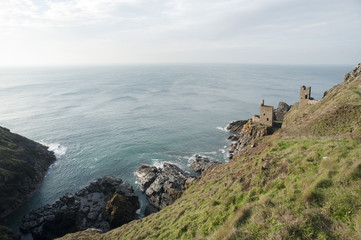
[59,64,361,240]
[0,127,56,221]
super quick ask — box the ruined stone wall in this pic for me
[259,105,273,126]
[300,86,312,106]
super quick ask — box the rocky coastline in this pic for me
[134,101,289,212]
[1,125,225,239]
[20,176,139,240]
[189,154,221,173]
[0,100,290,240]
[0,127,56,222]
[16,63,361,240]
[0,88,292,240]
[135,155,221,214]
[226,101,290,159]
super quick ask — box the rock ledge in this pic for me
[20,176,139,240]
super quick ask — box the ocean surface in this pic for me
[0,64,353,231]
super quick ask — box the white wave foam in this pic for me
[200,151,217,155]
[219,145,228,154]
[151,159,185,169]
[216,126,229,132]
[151,159,164,168]
[187,154,197,164]
[218,145,229,162]
[40,141,67,157]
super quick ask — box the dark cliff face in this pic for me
[0,126,56,221]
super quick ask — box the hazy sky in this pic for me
[0,0,360,66]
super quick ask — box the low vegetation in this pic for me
[59,71,361,239]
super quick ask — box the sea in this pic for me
[0,63,353,232]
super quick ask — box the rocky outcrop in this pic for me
[136,165,159,192]
[0,126,56,221]
[344,63,361,82]
[20,176,139,240]
[226,120,249,134]
[103,193,137,228]
[189,155,220,174]
[136,163,193,210]
[274,102,291,121]
[228,120,270,159]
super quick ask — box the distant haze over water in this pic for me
[0,64,353,231]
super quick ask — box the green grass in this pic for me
[58,72,361,240]
[58,137,361,240]
[283,75,361,139]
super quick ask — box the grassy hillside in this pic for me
[59,69,361,240]
[282,73,361,139]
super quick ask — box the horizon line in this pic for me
[0,62,356,69]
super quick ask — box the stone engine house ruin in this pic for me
[253,100,274,126]
[300,86,311,106]
[299,86,318,106]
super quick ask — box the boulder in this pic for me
[274,101,291,121]
[136,165,158,192]
[103,193,135,228]
[136,163,191,210]
[226,120,249,134]
[20,176,139,240]
[189,155,220,174]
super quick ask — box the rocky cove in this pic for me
[52,64,361,240]
[1,119,268,240]
[3,64,361,240]
[0,101,290,240]
[0,126,224,240]
[17,155,223,239]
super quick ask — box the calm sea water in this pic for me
[0,64,352,231]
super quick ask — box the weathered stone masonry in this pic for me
[253,100,274,126]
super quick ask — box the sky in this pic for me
[0,0,360,66]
